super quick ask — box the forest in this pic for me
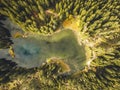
[0,0,120,90]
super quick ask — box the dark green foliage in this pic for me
[0,59,36,83]
[0,0,120,90]
[0,15,12,48]
[0,0,119,36]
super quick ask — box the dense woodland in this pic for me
[0,0,120,90]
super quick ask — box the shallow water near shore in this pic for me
[0,18,86,73]
[0,28,86,72]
